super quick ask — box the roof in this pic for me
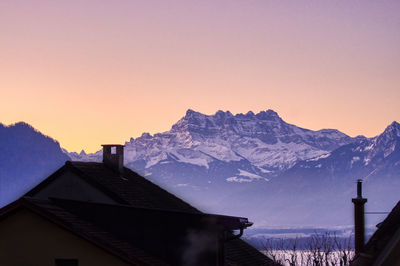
[351,201,400,266]
[226,238,279,266]
[27,161,200,213]
[46,198,274,265]
[24,161,275,265]
[1,197,274,265]
[0,197,168,266]
[46,197,252,231]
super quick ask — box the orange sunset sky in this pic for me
[1,1,399,153]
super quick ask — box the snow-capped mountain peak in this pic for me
[68,109,356,183]
[371,121,400,159]
[381,121,400,138]
[293,120,400,173]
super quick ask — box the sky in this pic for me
[1,0,399,152]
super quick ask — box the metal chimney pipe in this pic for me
[357,180,362,198]
[352,179,367,255]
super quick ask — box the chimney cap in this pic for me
[101,144,125,147]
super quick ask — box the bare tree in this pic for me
[262,232,354,266]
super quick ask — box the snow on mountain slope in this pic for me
[262,121,400,226]
[2,117,398,227]
[70,109,354,182]
[293,121,400,175]
[163,109,352,171]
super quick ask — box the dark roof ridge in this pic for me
[66,161,130,204]
[47,197,249,225]
[27,161,201,213]
[68,161,201,213]
[25,162,129,205]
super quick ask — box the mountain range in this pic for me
[1,110,399,228]
[71,109,354,182]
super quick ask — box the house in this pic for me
[0,144,275,266]
[350,200,400,266]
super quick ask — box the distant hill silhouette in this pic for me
[0,122,70,207]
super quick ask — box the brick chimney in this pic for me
[352,179,367,255]
[102,144,124,173]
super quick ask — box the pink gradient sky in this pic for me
[1,1,399,152]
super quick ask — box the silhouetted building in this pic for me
[351,201,400,266]
[0,144,274,265]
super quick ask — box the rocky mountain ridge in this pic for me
[71,109,355,183]
[1,113,399,227]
